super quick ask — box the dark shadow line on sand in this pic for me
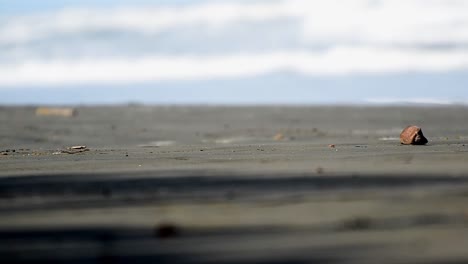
[2,171,468,194]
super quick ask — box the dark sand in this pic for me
[1,105,468,263]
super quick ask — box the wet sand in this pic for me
[1,105,468,263]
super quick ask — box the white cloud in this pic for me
[300,0,468,45]
[1,47,468,87]
[2,0,468,46]
[0,1,297,45]
[1,0,468,88]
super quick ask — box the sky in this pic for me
[1,0,468,105]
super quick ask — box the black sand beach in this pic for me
[1,105,468,263]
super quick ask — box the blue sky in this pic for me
[0,0,197,14]
[1,0,468,105]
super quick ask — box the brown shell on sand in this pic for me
[400,126,428,145]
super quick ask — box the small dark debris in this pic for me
[154,223,180,239]
[340,217,373,231]
[101,188,112,198]
[316,167,324,174]
[60,146,90,154]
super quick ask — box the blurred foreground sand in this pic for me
[1,105,468,263]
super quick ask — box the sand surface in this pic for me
[1,105,468,263]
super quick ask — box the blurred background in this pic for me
[1,0,468,105]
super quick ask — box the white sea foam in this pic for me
[202,136,260,144]
[365,98,465,105]
[378,137,400,141]
[138,140,176,147]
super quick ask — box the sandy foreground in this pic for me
[1,105,468,263]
